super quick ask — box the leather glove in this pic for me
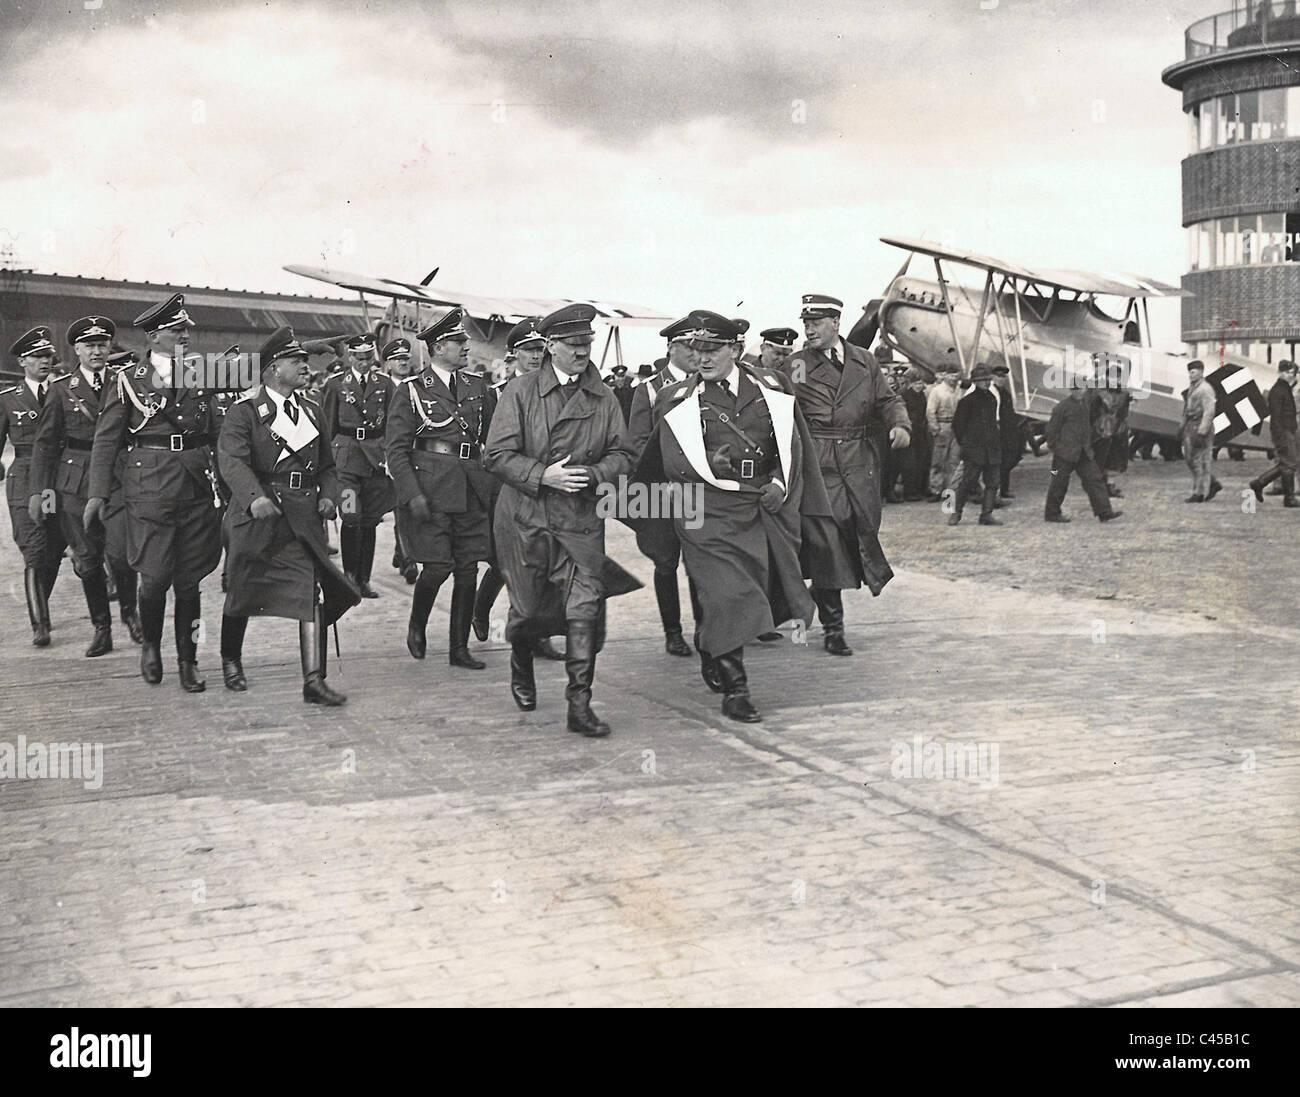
[708,444,733,477]
[889,426,911,450]
[318,497,337,521]
[758,481,784,513]
[83,497,106,528]
[408,494,431,521]
[250,495,282,520]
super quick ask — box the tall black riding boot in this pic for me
[356,526,378,598]
[221,614,249,692]
[406,567,445,659]
[81,568,113,657]
[104,560,118,601]
[699,649,723,693]
[25,567,50,648]
[654,568,691,656]
[812,587,852,656]
[1284,471,1299,508]
[174,590,206,693]
[138,590,166,683]
[112,562,142,644]
[302,605,346,705]
[449,569,486,669]
[715,648,761,723]
[510,639,536,710]
[565,619,610,737]
[473,565,506,641]
[340,524,360,581]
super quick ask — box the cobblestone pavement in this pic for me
[0,453,1296,1006]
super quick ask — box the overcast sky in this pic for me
[0,0,1209,358]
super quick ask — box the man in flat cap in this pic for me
[321,331,397,598]
[484,302,641,737]
[948,364,1005,526]
[1181,360,1222,503]
[624,315,703,658]
[386,307,497,671]
[1249,360,1300,506]
[217,327,359,704]
[84,293,224,691]
[779,293,910,656]
[28,315,122,657]
[2,327,66,646]
[758,328,798,371]
[630,310,840,721]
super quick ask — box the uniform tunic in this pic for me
[384,366,496,567]
[484,361,640,644]
[218,388,359,623]
[0,379,67,570]
[87,357,223,593]
[626,366,690,570]
[779,340,907,594]
[321,369,397,527]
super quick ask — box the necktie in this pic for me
[91,371,103,394]
[359,372,369,397]
[828,349,841,371]
[285,397,299,425]
[719,378,731,394]
[558,378,576,406]
[448,372,458,402]
[36,383,46,407]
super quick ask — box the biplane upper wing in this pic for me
[878,236,1188,298]
[284,264,671,326]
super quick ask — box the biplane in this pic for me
[851,236,1278,449]
[284,263,670,376]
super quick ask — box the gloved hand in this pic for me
[83,497,106,528]
[889,426,911,450]
[708,444,733,477]
[318,497,337,521]
[758,481,784,513]
[408,494,431,521]
[250,495,282,520]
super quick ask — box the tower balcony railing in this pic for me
[1187,2,1300,58]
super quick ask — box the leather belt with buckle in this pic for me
[338,427,383,441]
[413,438,480,459]
[128,434,209,452]
[268,471,315,490]
[10,443,34,458]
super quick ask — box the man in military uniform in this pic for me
[29,315,121,657]
[484,303,641,738]
[631,311,826,722]
[1,327,65,646]
[84,293,224,691]
[1182,360,1222,503]
[385,307,497,671]
[1249,360,1300,506]
[472,317,564,661]
[321,331,397,598]
[217,327,359,705]
[380,337,420,584]
[779,293,910,656]
[100,348,145,644]
[758,327,797,370]
[625,316,701,657]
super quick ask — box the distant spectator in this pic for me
[1043,380,1122,524]
[1249,360,1300,507]
[947,364,1002,527]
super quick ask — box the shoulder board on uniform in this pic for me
[657,376,695,405]
[399,374,420,386]
[746,366,786,392]
[50,373,73,386]
[0,384,19,396]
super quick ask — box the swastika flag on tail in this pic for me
[1207,363,1269,444]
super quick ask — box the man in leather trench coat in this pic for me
[483,303,641,739]
[778,294,910,656]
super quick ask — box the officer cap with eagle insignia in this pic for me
[799,293,843,320]
[344,331,377,353]
[731,317,750,345]
[658,316,694,344]
[680,310,740,347]
[10,326,57,358]
[506,317,545,351]
[537,303,597,341]
[259,326,309,374]
[381,338,411,362]
[418,307,469,345]
[134,293,195,333]
[760,327,798,349]
[66,315,116,345]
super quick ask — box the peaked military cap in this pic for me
[382,338,412,361]
[67,315,116,345]
[682,310,740,345]
[344,331,377,352]
[418,307,468,344]
[659,316,695,344]
[134,292,194,333]
[538,303,597,340]
[506,316,545,350]
[11,326,56,358]
[107,348,140,368]
[760,327,798,349]
[731,317,750,344]
[260,326,309,370]
[800,293,843,319]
